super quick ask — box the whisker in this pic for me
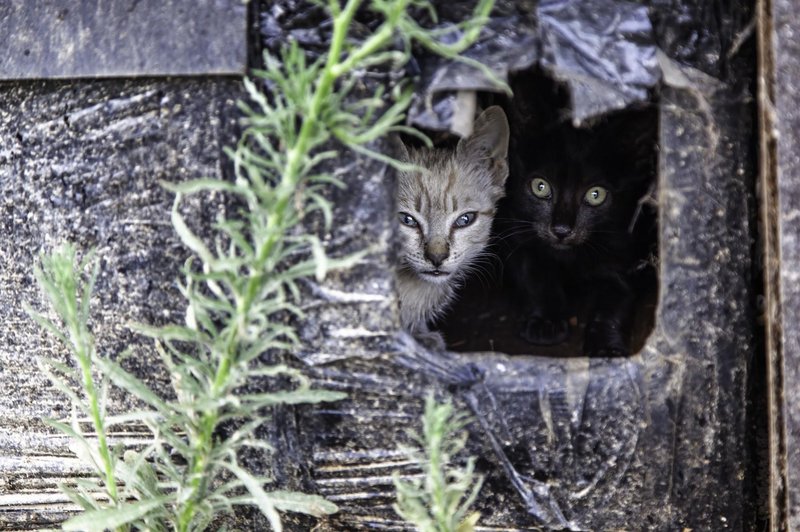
[493,227,539,243]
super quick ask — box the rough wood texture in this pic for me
[0,78,242,529]
[284,69,758,529]
[0,1,763,530]
[269,1,760,528]
[0,2,247,79]
[768,0,800,528]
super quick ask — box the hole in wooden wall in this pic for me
[436,69,660,357]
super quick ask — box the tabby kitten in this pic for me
[396,106,510,348]
[498,112,654,356]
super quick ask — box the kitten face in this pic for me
[397,152,499,284]
[396,107,510,285]
[518,158,615,250]
[506,122,645,252]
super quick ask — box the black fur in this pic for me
[497,108,656,357]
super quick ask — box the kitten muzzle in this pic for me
[551,223,573,239]
[547,225,584,249]
[424,238,450,267]
[419,269,451,282]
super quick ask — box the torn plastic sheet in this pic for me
[407,12,539,131]
[538,0,659,124]
[261,0,660,131]
[409,0,660,131]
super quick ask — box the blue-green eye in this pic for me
[453,212,476,228]
[531,177,551,199]
[399,212,419,227]
[584,186,608,206]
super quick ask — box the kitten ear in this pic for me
[388,134,411,163]
[457,106,510,186]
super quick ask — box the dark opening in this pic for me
[436,69,659,356]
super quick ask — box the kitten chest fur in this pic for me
[395,269,454,334]
[393,106,510,346]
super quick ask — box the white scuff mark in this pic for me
[305,280,388,304]
[329,327,387,338]
[300,349,386,365]
[118,218,172,227]
[323,492,398,502]
[0,492,74,507]
[783,208,800,223]
[317,458,416,473]
[672,255,702,267]
[67,89,159,125]
[565,357,590,424]
[783,270,800,283]
[538,388,555,447]
[316,473,423,487]
[83,114,159,141]
[314,448,408,462]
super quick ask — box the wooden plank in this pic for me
[0,78,242,529]
[0,1,247,79]
[277,66,758,528]
[0,2,762,529]
[766,0,800,527]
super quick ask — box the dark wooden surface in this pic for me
[287,78,760,530]
[0,1,247,79]
[0,78,242,528]
[286,2,762,529]
[0,1,768,530]
[766,0,800,528]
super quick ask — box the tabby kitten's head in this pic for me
[396,106,510,285]
[506,114,653,251]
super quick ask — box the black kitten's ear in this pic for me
[457,106,510,187]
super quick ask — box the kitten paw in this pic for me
[521,316,569,346]
[584,321,630,357]
[415,330,447,351]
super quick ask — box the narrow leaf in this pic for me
[170,194,215,265]
[95,357,170,414]
[224,462,283,532]
[268,490,338,517]
[62,497,169,532]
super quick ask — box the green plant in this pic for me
[393,395,484,532]
[28,0,497,530]
[29,243,345,532]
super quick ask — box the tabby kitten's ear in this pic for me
[389,134,411,163]
[456,106,510,187]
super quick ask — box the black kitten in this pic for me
[497,111,656,357]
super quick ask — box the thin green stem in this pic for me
[176,2,376,528]
[66,301,119,507]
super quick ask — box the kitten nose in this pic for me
[551,224,573,240]
[424,238,450,267]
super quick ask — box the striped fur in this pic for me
[395,106,509,349]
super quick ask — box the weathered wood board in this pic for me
[764,0,800,528]
[0,1,247,79]
[0,78,242,529]
[0,0,767,530]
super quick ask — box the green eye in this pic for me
[531,177,551,199]
[584,186,608,206]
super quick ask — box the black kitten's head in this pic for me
[505,111,655,251]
